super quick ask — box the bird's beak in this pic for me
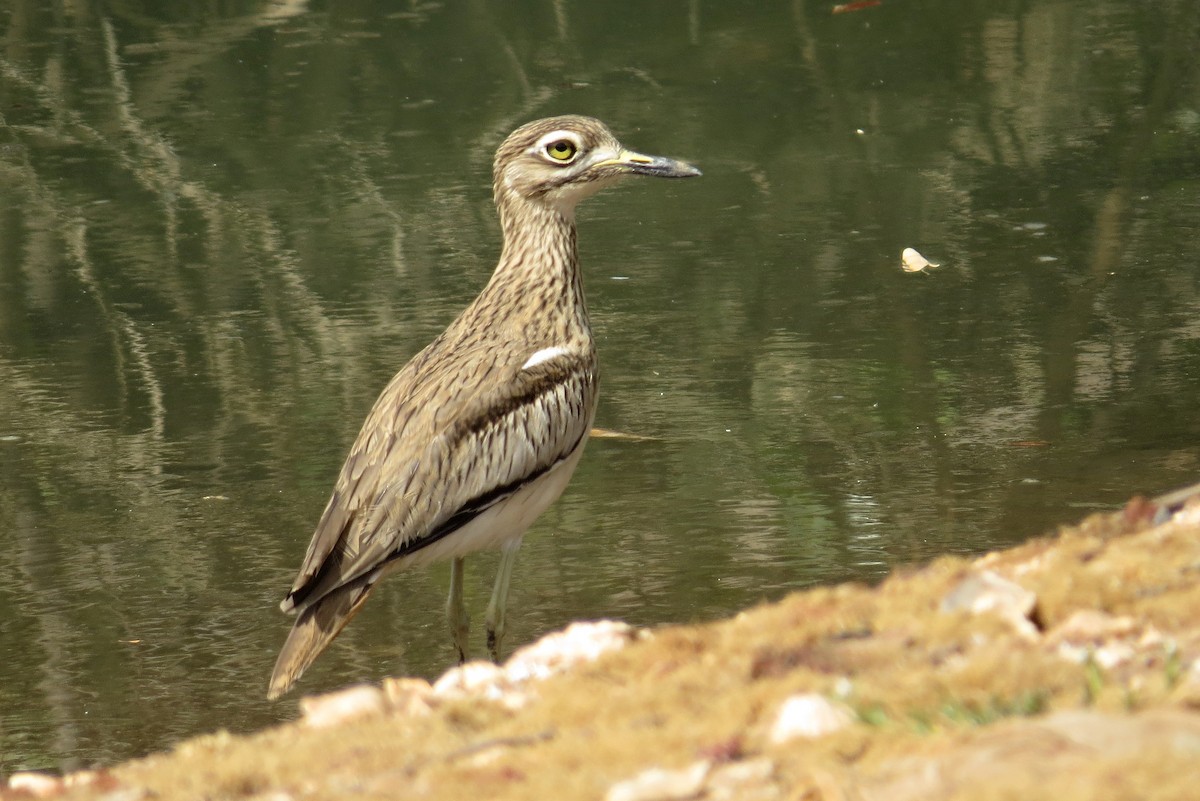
[606,149,702,178]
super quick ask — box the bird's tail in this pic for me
[267,578,374,700]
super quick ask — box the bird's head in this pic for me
[493,115,701,219]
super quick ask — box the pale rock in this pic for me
[62,769,118,791]
[940,569,1038,639]
[1093,643,1136,669]
[1055,641,1135,669]
[432,660,507,695]
[769,693,854,743]
[381,676,434,717]
[300,684,387,728]
[1137,629,1164,649]
[605,761,710,801]
[1049,610,1150,670]
[1170,502,1200,526]
[1008,553,1045,576]
[1056,642,1091,664]
[1050,610,1137,642]
[504,620,635,683]
[706,757,776,800]
[432,660,525,707]
[7,772,63,798]
[390,620,636,713]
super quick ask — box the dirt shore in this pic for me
[6,489,1200,801]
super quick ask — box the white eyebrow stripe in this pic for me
[521,346,571,370]
[533,130,582,150]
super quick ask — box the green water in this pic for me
[1,0,1199,769]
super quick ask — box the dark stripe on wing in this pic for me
[285,352,593,614]
[381,426,587,567]
[381,353,592,563]
[457,352,589,439]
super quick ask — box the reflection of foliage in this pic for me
[1,0,1199,770]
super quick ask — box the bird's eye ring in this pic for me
[545,140,578,162]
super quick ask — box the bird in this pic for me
[267,115,701,699]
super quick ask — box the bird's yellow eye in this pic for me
[545,140,578,162]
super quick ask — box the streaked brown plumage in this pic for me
[268,115,700,699]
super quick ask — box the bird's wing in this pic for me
[280,339,596,614]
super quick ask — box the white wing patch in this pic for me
[521,346,571,371]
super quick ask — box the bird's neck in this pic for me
[486,196,590,341]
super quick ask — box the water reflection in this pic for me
[1,0,1199,770]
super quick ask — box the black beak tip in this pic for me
[637,157,702,179]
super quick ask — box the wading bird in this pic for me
[268,115,700,699]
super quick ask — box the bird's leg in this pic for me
[447,557,470,663]
[485,540,521,662]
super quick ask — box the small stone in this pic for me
[7,772,63,797]
[1048,610,1147,669]
[940,569,1038,639]
[1049,610,1137,643]
[431,660,529,708]
[1055,642,1090,664]
[62,769,120,792]
[300,684,387,728]
[707,758,776,800]
[605,761,710,801]
[381,676,435,716]
[769,694,853,743]
[432,660,509,699]
[1170,501,1200,526]
[1092,643,1135,670]
[504,620,635,684]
